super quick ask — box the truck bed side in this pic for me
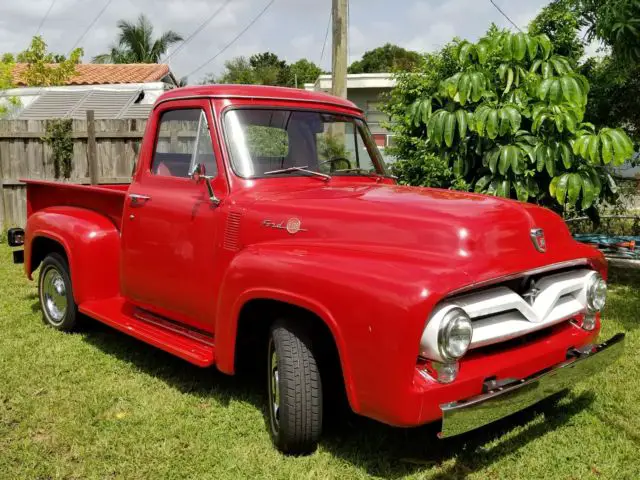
[23,180,127,304]
[24,179,127,228]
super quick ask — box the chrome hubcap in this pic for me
[270,347,280,429]
[42,268,67,324]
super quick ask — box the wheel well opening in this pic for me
[30,237,68,275]
[235,299,349,411]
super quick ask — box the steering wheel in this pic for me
[318,157,352,172]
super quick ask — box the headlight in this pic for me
[438,308,473,361]
[586,273,607,312]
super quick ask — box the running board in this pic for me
[79,297,215,367]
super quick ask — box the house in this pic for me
[304,73,396,158]
[1,63,178,120]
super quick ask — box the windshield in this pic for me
[224,109,388,178]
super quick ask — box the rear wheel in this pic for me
[267,319,322,455]
[38,253,78,331]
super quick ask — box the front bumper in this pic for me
[439,333,625,438]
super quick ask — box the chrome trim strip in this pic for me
[450,258,591,296]
[154,94,363,113]
[438,333,625,438]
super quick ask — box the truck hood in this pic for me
[237,182,595,288]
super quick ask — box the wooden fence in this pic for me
[0,115,146,228]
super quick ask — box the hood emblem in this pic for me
[530,228,547,253]
[263,218,308,235]
[522,279,541,305]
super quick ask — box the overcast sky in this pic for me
[1,0,552,83]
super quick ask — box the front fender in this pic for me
[26,206,120,304]
[214,243,437,419]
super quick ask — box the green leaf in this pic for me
[453,157,466,176]
[538,34,552,59]
[581,173,595,209]
[560,143,573,168]
[538,79,553,100]
[601,133,613,164]
[548,79,562,104]
[542,61,553,79]
[560,76,581,105]
[486,110,499,139]
[587,135,600,163]
[496,178,511,198]
[427,110,446,146]
[497,63,508,81]
[459,42,473,65]
[470,72,486,102]
[535,144,546,172]
[489,148,500,174]
[514,179,529,201]
[549,176,559,197]
[474,106,491,135]
[455,109,467,140]
[474,174,492,192]
[545,144,556,176]
[458,74,470,105]
[444,112,456,147]
[476,40,489,64]
[555,173,570,204]
[526,36,538,60]
[567,173,583,205]
[512,32,527,61]
[499,146,512,175]
[504,67,514,94]
[530,59,542,73]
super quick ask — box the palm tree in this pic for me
[93,14,183,64]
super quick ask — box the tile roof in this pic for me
[12,63,171,86]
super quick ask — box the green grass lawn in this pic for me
[1,243,639,480]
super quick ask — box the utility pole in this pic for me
[331,0,348,99]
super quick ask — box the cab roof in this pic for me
[156,84,362,112]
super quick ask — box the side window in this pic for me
[152,109,217,178]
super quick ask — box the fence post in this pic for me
[86,110,98,185]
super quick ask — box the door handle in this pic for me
[129,193,151,207]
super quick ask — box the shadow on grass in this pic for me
[71,315,595,478]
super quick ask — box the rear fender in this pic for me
[26,206,121,304]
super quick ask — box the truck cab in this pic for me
[9,85,624,454]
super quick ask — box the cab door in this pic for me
[120,99,227,332]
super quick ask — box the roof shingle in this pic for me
[11,63,171,86]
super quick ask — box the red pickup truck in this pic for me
[7,85,624,454]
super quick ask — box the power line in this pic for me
[488,0,523,32]
[185,0,276,80]
[34,0,58,37]
[319,6,331,68]
[163,0,233,63]
[68,0,114,54]
[319,7,331,68]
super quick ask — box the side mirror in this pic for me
[189,163,221,207]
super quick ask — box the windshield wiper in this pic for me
[333,168,398,179]
[264,166,330,181]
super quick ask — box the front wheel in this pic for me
[267,319,322,455]
[38,253,78,331]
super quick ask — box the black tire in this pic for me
[38,253,78,332]
[267,319,322,455]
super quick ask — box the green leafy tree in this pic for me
[392,27,634,212]
[286,59,323,86]
[349,43,424,74]
[15,36,83,86]
[529,0,584,62]
[1,36,83,117]
[575,0,640,62]
[204,53,322,88]
[93,14,183,63]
